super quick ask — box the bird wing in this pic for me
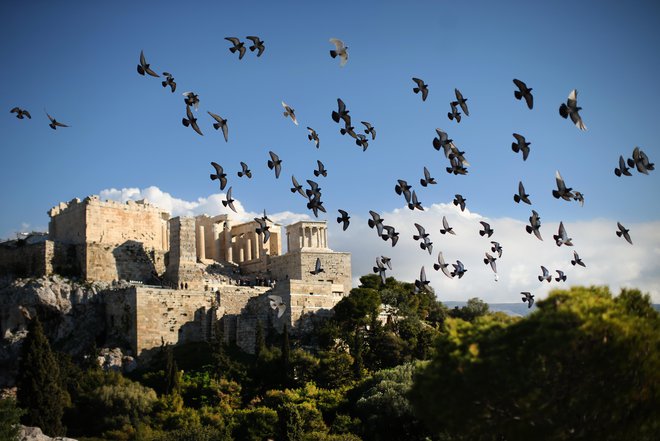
[225,36,240,45]
[512,133,525,144]
[555,170,566,191]
[513,78,526,90]
[329,38,345,50]
[139,50,146,66]
[191,118,203,136]
[207,111,222,123]
[567,89,578,107]
[269,151,279,162]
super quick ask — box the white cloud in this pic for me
[98,187,660,304]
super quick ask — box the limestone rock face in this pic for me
[97,347,137,373]
[18,426,78,441]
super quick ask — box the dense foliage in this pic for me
[12,279,659,440]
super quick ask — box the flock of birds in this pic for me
[9,36,656,313]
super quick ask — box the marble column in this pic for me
[197,225,206,260]
[246,237,252,261]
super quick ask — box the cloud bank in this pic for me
[99,186,660,304]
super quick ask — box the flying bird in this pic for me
[553,221,573,247]
[290,175,306,198]
[368,211,385,236]
[553,170,574,201]
[246,36,265,57]
[446,155,469,175]
[573,191,585,207]
[225,37,246,59]
[238,162,252,178]
[208,112,228,142]
[448,101,462,122]
[453,194,467,212]
[332,98,351,124]
[362,121,376,140]
[483,252,497,274]
[222,187,237,213]
[310,257,325,275]
[538,266,551,282]
[182,105,203,136]
[337,209,350,231]
[267,151,282,178]
[306,196,326,218]
[571,251,586,267]
[614,155,632,177]
[281,101,298,125]
[511,133,531,161]
[454,89,469,116]
[420,167,437,187]
[408,191,424,211]
[440,216,455,235]
[433,251,453,279]
[413,223,433,255]
[395,180,412,203]
[137,50,159,77]
[161,72,176,92]
[381,225,399,247]
[414,266,430,293]
[373,256,389,284]
[329,38,349,66]
[10,107,31,119]
[514,181,532,205]
[433,129,453,153]
[314,160,328,178]
[451,260,467,279]
[616,222,632,245]
[268,294,286,318]
[513,79,533,109]
[521,292,535,308]
[355,134,369,151]
[182,92,200,110]
[490,241,503,258]
[479,221,494,238]
[46,112,69,130]
[210,162,228,190]
[628,147,655,175]
[412,78,429,101]
[559,89,587,131]
[555,270,567,282]
[305,180,322,199]
[307,127,320,148]
[526,210,543,241]
[254,217,271,243]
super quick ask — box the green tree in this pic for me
[410,286,660,440]
[449,297,489,322]
[0,398,25,441]
[164,345,181,395]
[282,324,292,386]
[16,316,69,437]
[255,320,265,358]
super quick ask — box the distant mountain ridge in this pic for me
[443,301,660,317]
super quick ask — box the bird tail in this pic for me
[552,190,560,199]
[456,114,461,123]
[614,168,622,177]
[182,118,190,127]
[222,200,228,207]
[512,143,520,152]
[433,264,440,271]
[538,276,543,282]
[330,50,337,58]
[447,113,454,120]
[267,160,274,169]
[484,258,489,264]
[571,260,576,266]
[213,122,221,130]
[368,220,375,228]
[331,111,340,123]
[210,174,218,181]
[420,179,427,187]
[559,104,568,118]
[314,170,320,177]
[525,225,533,234]
[162,81,167,87]
[616,231,622,237]
[514,91,522,100]
[513,194,521,203]
[229,47,237,53]
[440,229,446,235]
[238,172,243,177]
[137,65,145,75]
[479,231,485,236]
[249,45,256,51]
[413,87,420,93]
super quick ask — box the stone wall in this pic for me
[85,243,166,283]
[166,217,201,290]
[48,198,87,245]
[0,241,48,278]
[268,250,352,295]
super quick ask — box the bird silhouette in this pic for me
[225,37,246,59]
[513,79,534,109]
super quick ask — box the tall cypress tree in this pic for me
[16,316,69,437]
[254,321,265,358]
[164,345,180,395]
[281,324,291,386]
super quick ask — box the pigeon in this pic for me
[490,241,503,258]
[210,162,228,190]
[137,50,159,77]
[182,92,200,110]
[268,294,286,318]
[628,147,655,175]
[260,209,273,223]
[413,223,433,255]
[451,260,467,279]
[225,37,246,59]
[453,194,467,212]
[246,35,265,57]
[267,151,282,178]
[310,257,325,275]
[448,101,462,122]
[414,266,430,293]
[614,155,632,177]
[559,89,587,131]
[412,78,429,101]
[208,112,229,142]
[254,217,271,243]
[290,175,306,198]
[446,156,469,175]
[238,162,252,178]
[553,221,573,247]
[373,256,389,284]
[305,180,322,199]
[379,256,392,270]
[571,251,586,267]
[454,89,469,116]
[553,170,574,201]
[314,160,328,178]
[161,72,176,92]
[479,221,494,238]
[306,196,326,217]
[616,222,632,245]
[526,210,543,241]
[381,225,399,247]
[222,187,237,213]
[408,191,424,211]
[433,129,453,153]
[440,216,455,235]
[368,211,384,236]
[282,101,298,125]
[513,79,533,109]
[182,105,203,136]
[337,209,350,231]
[355,134,369,151]
[361,121,376,140]
[307,127,320,148]
[511,133,531,161]
[420,167,437,187]
[395,180,412,203]
[521,292,535,308]
[573,191,585,207]
[538,266,551,282]
[329,38,349,66]
[514,181,532,205]
[46,112,69,130]
[340,119,358,138]
[483,252,497,274]
[433,251,453,279]
[332,98,351,125]
[10,107,31,119]
[555,270,567,282]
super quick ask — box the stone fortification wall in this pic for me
[167,217,201,290]
[268,250,352,295]
[0,241,48,278]
[48,198,87,244]
[85,243,166,283]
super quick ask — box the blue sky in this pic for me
[1,0,659,301]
